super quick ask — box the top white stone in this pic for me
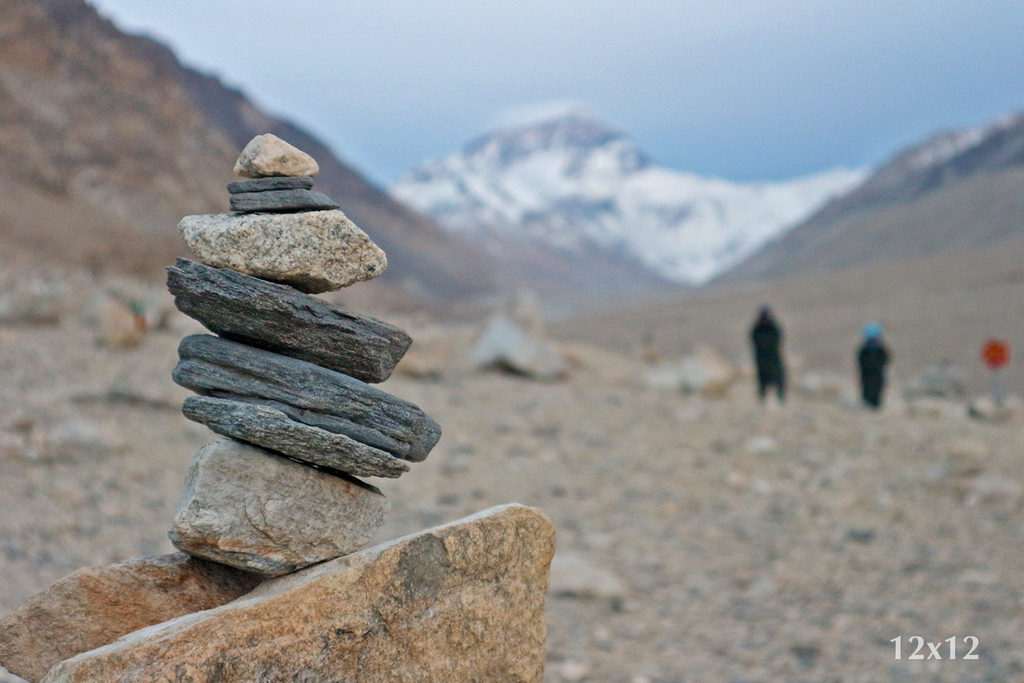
[233,134,320,178]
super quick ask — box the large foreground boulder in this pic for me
[42,504,555,683]
[0,554,261,683]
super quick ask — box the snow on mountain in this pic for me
[391,107,866,286]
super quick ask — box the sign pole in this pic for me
[991,368,1004,409]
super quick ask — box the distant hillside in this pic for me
[718,112,1024,284]
[0,0,497,301]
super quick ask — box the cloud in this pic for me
[492,100,597,129]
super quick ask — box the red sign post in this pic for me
[982,339,1010,407]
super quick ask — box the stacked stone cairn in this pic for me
[167,133,441,577]
[0,134,553,683]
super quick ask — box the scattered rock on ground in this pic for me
[643,345,737,398]
[471,315,568,381]
[169,439,390,577]
[796,371,851,400]
[0,282,61,325]
[0,553,261,683]
[548,552,626,601]
[11,417,126,463]
[557,660,592,682]
[95,295,145,348]
[903,361,970,400]
[43,505,554,683]
[967,394,1023,422]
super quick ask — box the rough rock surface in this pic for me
[229,188,339,213]
[178,210,386,293]
[643,345,739,398]
[42,504,554,683]
[548,552,626,601]
[169,439,389,577]
[226,176,313,194]
[174,334,440,460]
[95,295,144,348]
[232,133,319,178]
[0,666,28,683]
[182,396,411,478]
[471,315,569,381]
[167,259,411,382]
[0,553,261,683]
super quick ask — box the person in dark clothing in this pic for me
[857,322,890,409]
[750,306,785,403]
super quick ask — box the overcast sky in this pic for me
[90,0,1024,186]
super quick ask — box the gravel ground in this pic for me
[2,270,1023,682]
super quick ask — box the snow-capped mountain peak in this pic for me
[392,105,866,286]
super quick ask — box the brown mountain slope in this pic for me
[0,0,496,300]
[718,113,1024,284]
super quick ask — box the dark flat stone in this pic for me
[181,396,410,479]
[230,189,340,213]
[174,334,440,461]
[166,259,411,383]
[227,177,314,194]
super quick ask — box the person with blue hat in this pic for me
[857,322,890,409]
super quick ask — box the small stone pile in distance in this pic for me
[166,133,441,577]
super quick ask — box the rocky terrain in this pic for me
[2,258,1023,681]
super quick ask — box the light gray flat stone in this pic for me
[178,210,386,293]
[181,396,411,478]
[169,439,389,577]
[233,133,319,178]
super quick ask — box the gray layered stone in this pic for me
[227,176,313,194]
[174,334,440,461]
[182,396,410,478]
[230,188,339,213]
[178,210,385,294]
[169,439,389,577]
[167,259,410,383]
[233,133,319,178]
